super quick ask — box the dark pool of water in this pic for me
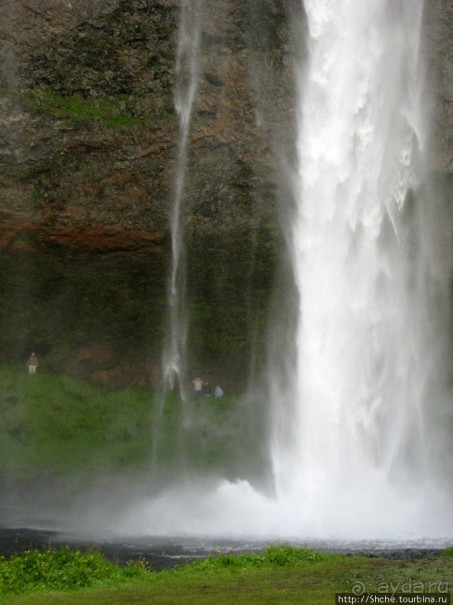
[0,526,447,570]
[0,527,214,570]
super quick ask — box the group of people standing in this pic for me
[192,377,223,398]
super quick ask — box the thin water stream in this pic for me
[162,0,204,399]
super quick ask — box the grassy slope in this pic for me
[0,365,154,479]
[0,365,257,484]
[0,548,451,605]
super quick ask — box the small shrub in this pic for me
[0,547,149,595]
[196,545,336,572]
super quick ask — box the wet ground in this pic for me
[0,526,448,570]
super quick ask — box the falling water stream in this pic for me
[268,0,451,537]
[150,0,204,474]
[162,0,203,399]
[120,0,453,541]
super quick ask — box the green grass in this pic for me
[0,546,451,604]
[2,88,146,130]
[0,365,155,478]
[0,547,148,595]
[0,365,255,482]
[30,91,144,129]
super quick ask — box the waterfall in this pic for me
[270,0,451,535]
[150,0,204,475]
[122,0,451,540]
[162,0,203,399]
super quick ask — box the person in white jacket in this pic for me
[26,352,39,375]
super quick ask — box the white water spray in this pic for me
[270,0,451,536]
[163,0,203,398]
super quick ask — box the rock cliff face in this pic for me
[0,0,450,389]
[0,0,300,234]
[424,1,453,173]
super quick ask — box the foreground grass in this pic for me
[0,547,148,595]
[0,546,451,605]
